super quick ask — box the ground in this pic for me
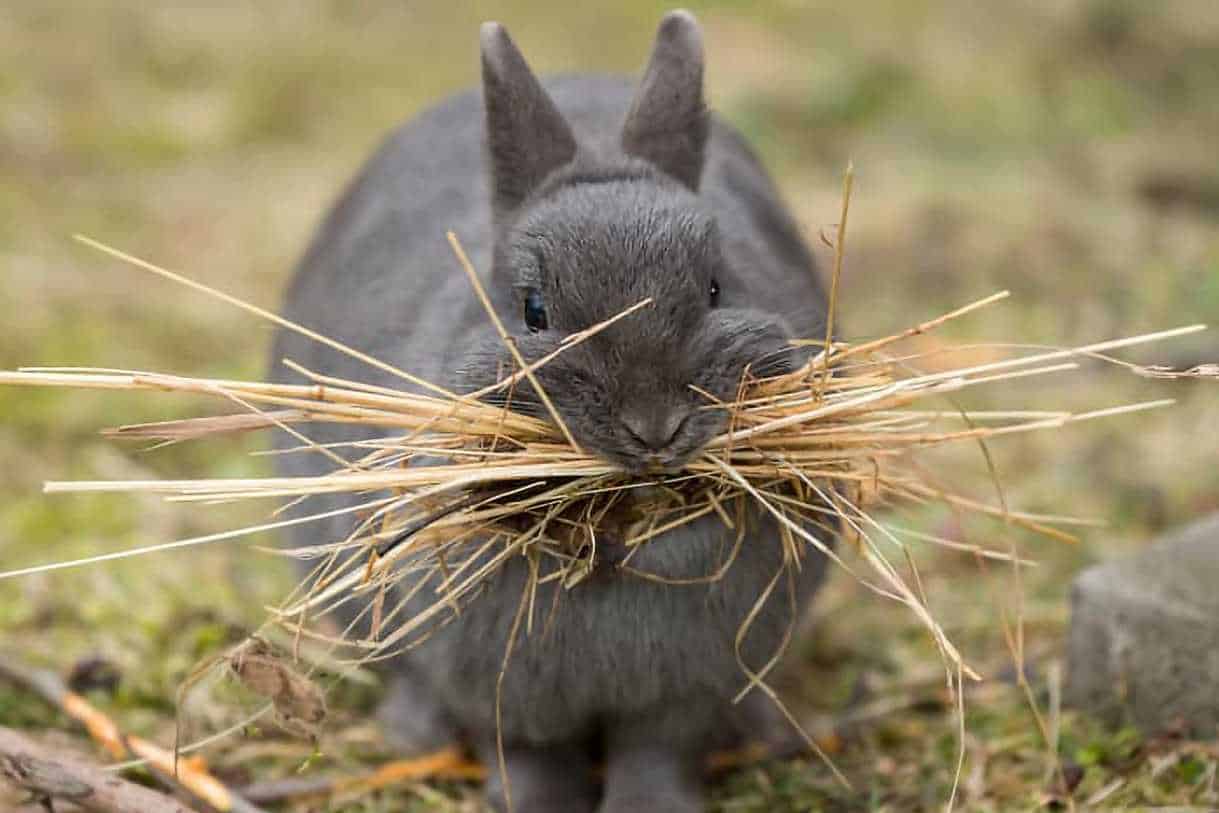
[1,1,1217,810]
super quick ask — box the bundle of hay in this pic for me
[3,238,1206,691]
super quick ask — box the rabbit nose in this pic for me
[620,406,688,451]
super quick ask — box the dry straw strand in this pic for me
[1,228,1212,806]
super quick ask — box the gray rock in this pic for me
[1066,513,1219,737]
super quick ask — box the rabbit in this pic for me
[270,10,835,812]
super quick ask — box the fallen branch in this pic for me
[0,659,267,813]
[0,725,196,813]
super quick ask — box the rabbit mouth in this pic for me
[584,447,692,478]
[476,395,706,474]
[603,417,722,477]
[634,454,692,477]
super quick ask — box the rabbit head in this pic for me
[460,12,798,475]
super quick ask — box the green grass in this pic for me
[2,1,1218,810]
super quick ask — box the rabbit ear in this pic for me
[481,22,578,221]
[621,10,708,191]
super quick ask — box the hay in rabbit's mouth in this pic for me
[1,278,1205,666]
[0,228,1213,795]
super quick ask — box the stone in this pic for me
[1065,513,1219,737]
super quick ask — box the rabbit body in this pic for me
[271,12,832,812]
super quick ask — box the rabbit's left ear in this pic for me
[481,21,578,222]
[621,10,708,191]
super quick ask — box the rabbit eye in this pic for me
[524,289,548,332]
[709,279,720,308]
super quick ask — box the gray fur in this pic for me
[269,10,833,811]
[481,22,578,229]
[621,9,709,191]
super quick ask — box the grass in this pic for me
[1,1,1218,810]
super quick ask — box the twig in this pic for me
[0,725,197,813]
[235,740,807,805]
[239,746,483,804]
[0,659,267,813]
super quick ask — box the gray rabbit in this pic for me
[270,10,834,812]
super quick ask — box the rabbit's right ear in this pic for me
[621,10,708,191]
[481,22,577,223]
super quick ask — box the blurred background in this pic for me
[2,1,1217,810]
